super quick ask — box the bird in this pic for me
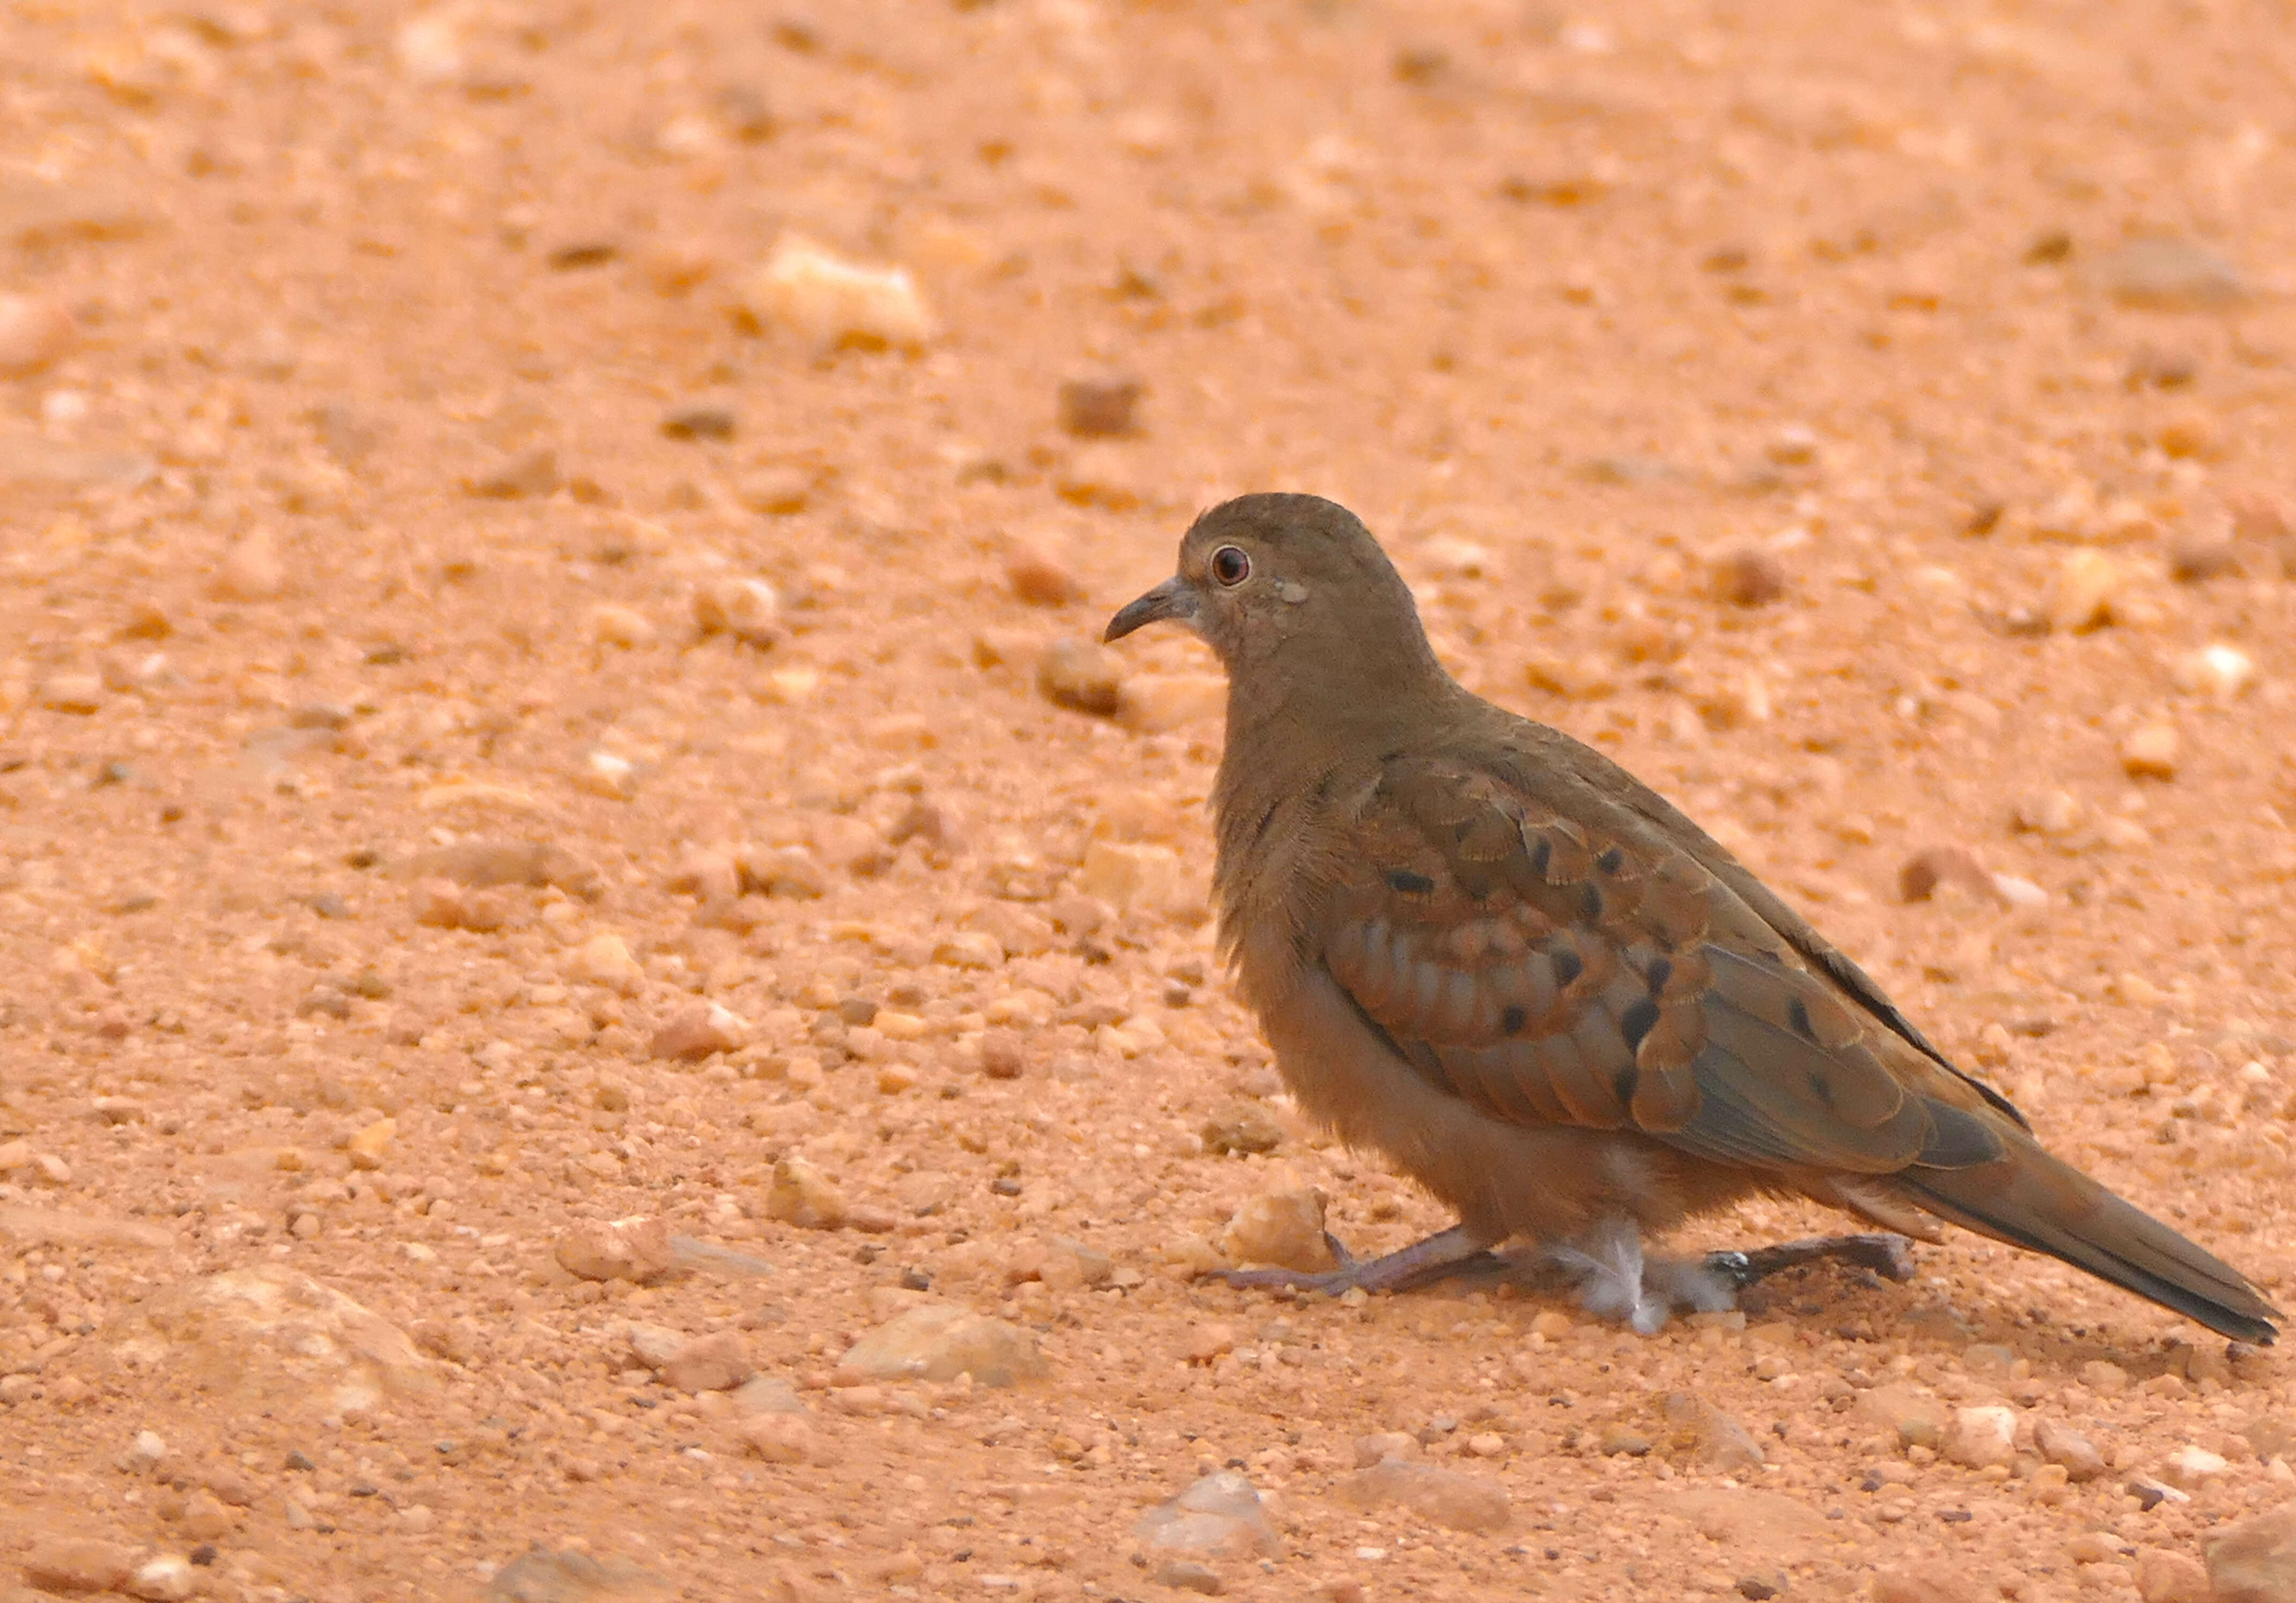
[1104,491,2278,1342]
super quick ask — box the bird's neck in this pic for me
[1211,651,1461,846]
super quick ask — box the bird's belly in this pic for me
[1257,964,1753,1244]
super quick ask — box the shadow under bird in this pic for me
[1105,491,2278,1342]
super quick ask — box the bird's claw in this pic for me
[1701,1232,1917,1290]
[1208,1225,1493,1297]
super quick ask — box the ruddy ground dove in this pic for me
[1106,492,2276,1341]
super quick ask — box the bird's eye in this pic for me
[1209,546,1251,587]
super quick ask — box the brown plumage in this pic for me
[1106,491,2278,1342]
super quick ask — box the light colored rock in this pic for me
[1217,1188,1334,1272]
[346,1116,394,1171]
[1354,1431,1418,1466]
[2209,1500,2296,1603]
[2175,642,2254,700]
[1184,1321,1239,1365]
[35,673,105,714]
[737,844,827,899]
[576,748,639,800]
[124,1429,168,1474]
[0,427,154,492]
[1337,1459,1511,1532]
[1860,1383,1948,1450]
[2121,723,2180,780]
[1660,1391,1765,1471]
[2164,1444,2229,1487]
[730,1375,805,1416]
[2136,1547,2215,1603]
[1898,845,1994,904]
[2014,789,2084,837]
[650,1001,747,1061]
[1037,639,1126,717]
[2048,550,2128,632]
[738,1411,824,1465]
[693,578,781,648]
[213,529,289,602]
[407,839,598,896]
[1006,546,1086,607]
[621,1320,685,1369]
[554,1217,679,1284]
[1133,1471,1280,1560]
[1003,1234,1115,1291]
[0,291,72,375]
[1872,1575,1989,1603]
[1663,1488,1834,1560]
[741,233,933,350]
[570,933,645,994]
[661,1330,754,1393]
[1992,873,2049,910]
[666,848,741,904]
[1080,839,1199,919]
[588,603,656,649]
[106,1267,433,1417]
[1153,1558,1225,1596]
[178,1491,232,1541]
[765,1157,851,1230]
[20,1536,138,1594]
[462,446,559,499]
[482,1548,673,1603]
[2090,238,2253,311]
[835,1304,1047,1387]
[1942,1405,2018,1469]
[933,931,1004,969]
[2034,1417,2107,1480]
[1201,1103,1284,1156]
[395,10,465,81]
[410,878,510,932]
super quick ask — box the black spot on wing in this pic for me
[1552,948,1583,988]
[1595,846,1625,875]
[1501,1005,1527,1036]
[1579,883,1603,923]
[1387,869,1437,895]
[1646,956,1673,994]
[1786,996,1817,1041]
[1620,996,1660,1052]
[1527,835,1552,877]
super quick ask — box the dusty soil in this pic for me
[4,1,2296,1600]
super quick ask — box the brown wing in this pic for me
[1522,722,2029,1131]
[1316,755,2008,1178]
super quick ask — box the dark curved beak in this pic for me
[1104,575,1197,643]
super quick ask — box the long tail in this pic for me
[1898,1137,2279,1345]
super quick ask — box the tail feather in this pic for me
[1899,1140,2279,1346]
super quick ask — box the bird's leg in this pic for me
[1542,1222,1915,1333]
[1699,1232,1917,1291]
[1211,1224,1498,1296]
[1545,1218,1689,1334]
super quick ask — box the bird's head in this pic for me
[1104,493,1441,695]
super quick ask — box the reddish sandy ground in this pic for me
[2,2,2295,1601]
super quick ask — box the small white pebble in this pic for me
[2173,642,2254,700]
